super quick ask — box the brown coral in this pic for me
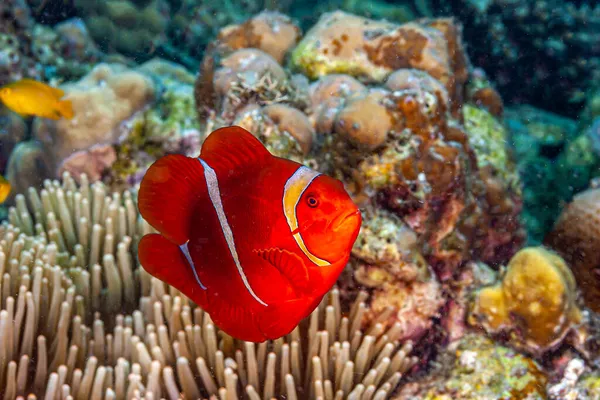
[217,11,300,64]
[310,74,367,134]
[334,90,393,151]
[262,104,314,155]
[545,187,600,312]
[290,12,451,86]
[213,48,287,99]
[384,69,449,111]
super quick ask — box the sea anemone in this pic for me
[0,172,417,399]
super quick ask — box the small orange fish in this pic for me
[0,176,10,204]
[138,126,362,342]
[0,79,74,120]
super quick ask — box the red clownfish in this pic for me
[137,126,362,342]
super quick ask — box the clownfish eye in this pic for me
[307,196,319,208]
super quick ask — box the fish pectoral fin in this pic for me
[253,248,309,292]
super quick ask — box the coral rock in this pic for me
[57,144,117,183]
[291,12,449,83]
[384,68,449,111]
[5,141,53,203]
[217,11,300,64]
[33,63,155,171]
[75,0,170,58]
[290,11,467,109]
[262,104,314,155]
[334,90,393,151]
[469,247,582,354]
[545,187,600,312]
[214,49,286,96]
[396,334,548,399]
[309,74,367,133]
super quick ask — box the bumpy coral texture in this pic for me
[469,247,581,354]
[545,187,600,313]
[395,334,548,399]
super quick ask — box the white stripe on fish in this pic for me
[199,157,268,307]
[179,241,206,290]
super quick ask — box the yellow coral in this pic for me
[469,247,581,353]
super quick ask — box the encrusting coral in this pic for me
[0,172,417,399]
[395,334,548,399]
[196,11,524,287]
[468,247,582,355]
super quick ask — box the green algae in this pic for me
[463,104,520,191]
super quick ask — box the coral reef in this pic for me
[396,334,548,399]
[73,0,170,59]
[545,187,600,313]
[25,64,154,179]
[469,247,582,355]
[0,0,101,87]
[0,173,418,399]
[199,11,524,288]
[290,11,467,109]
[3,3,598,399]
[432,0,600,117]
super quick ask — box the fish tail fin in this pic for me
[138,154,206,245]
[138,234,207,307]
[57,99,74,119]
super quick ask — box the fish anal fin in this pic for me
[200,126,272,177]
[138,234,207,308]
[254,248,309,292]
[207,296,264,342]
[138,154,205,245]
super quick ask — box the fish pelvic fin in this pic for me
[253,248,309,294]
[57,99,74,119]
[138,154,206,245]
[138,234,208,307]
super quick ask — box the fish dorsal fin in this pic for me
[254,248,309,292]
[19,79,65,97]
[200,126,272,178]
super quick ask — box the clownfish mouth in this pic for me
[332,209,361,231]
